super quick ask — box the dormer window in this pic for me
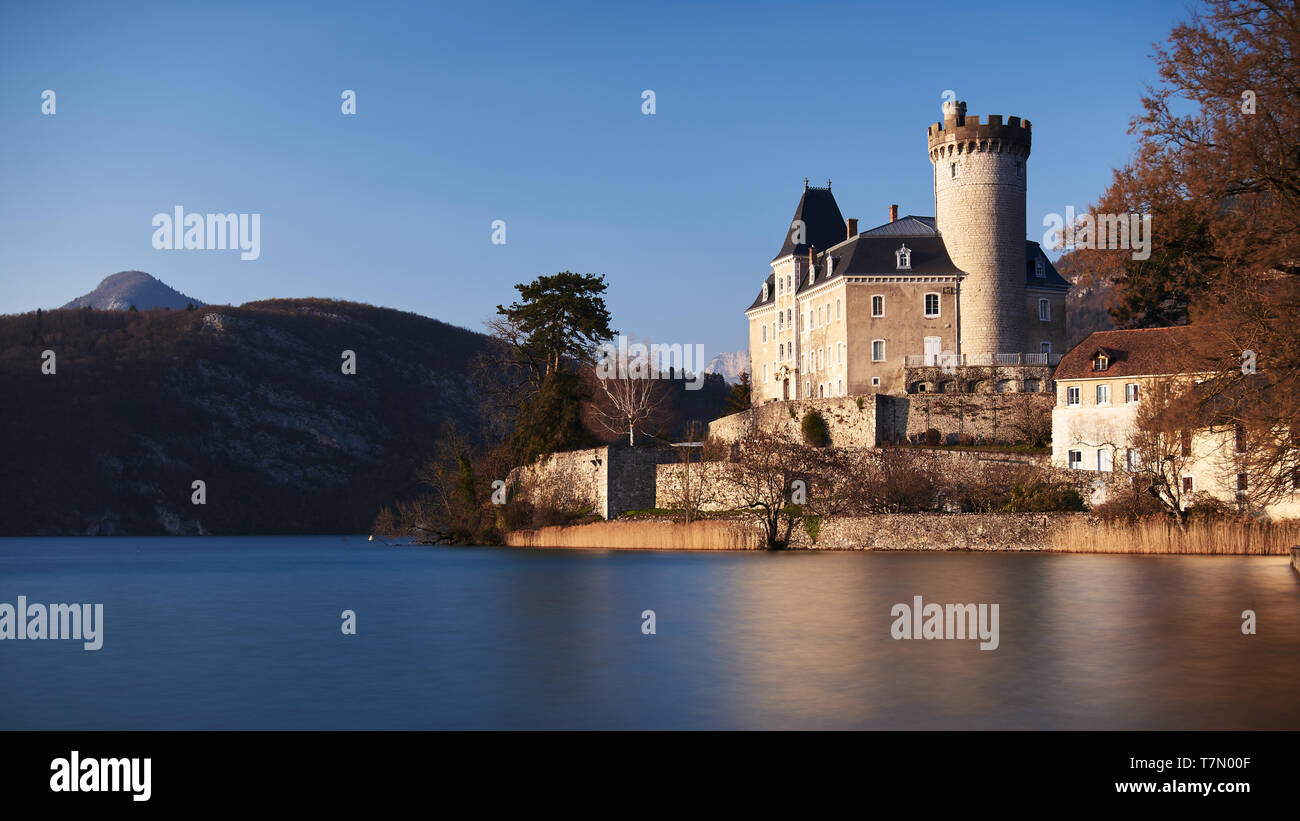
[1093,353,1109,371]
[896,244,912,271]
[762,282,769,301]
[809,265,816,285]
[1035,258,1045,278]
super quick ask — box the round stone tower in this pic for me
[927,100,1031,358]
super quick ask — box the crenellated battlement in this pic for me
[927,110,1031,160]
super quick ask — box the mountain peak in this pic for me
[62,271,205,311]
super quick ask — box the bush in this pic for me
[801,410,831,447]
[956,432,974,446]
[855,395,865,410]
[803,515,822,544]
[923,428,941,447]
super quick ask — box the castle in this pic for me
[746,100,1070,402]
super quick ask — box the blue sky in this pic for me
[0,0,1192,359]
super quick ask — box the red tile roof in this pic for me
[1053,326,1211,380]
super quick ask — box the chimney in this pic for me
[846,218,858,239]
[889,204,898,223]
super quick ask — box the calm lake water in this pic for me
[1,536,1298,730]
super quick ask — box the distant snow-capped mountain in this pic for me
[704,350,749,383]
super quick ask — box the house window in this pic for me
[872,295,884,317]
[1067,386,1080,406]
[1098,449,1113,472]
[1125,383,1139,404]
[1034,257,1044,278]
[1093,354,1109,371]
[896,245,912,270]
[1126,449,1139,471]
[1237,473,1248,492]
[1182,476,1194,494]
[1038,298,1050,321]
[1068,450,1083,469]
[924,293,940,317]
[872,340,885,362]
[1096,384,1111,405]
[871,377,881,387]
[1180,429,1192,457]
[1234,424,1247,453]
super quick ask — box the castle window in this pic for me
[818,307,823,326]
[1035,257,1045,278]
[778,313,783,330]
[836,298,841,319]
[763,364,768,382]
[924,292,940,318]
[838,379,843,396]
[762,282,769,301]
[1038,298,1050,321]
[950,163,958,178]
[896,245,912,270]
[1017,161,1025,178]
[787,275,792,292]
[1181,429,1192,457]
[1182,476,1194,494]
[778,343,783,359]
[872,339,885,362]
[872,295,884,317]
[787,308,792,327]
[761,325,767,343]
[1040,341,1052,358]
[1235,423,1247,453]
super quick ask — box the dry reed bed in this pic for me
[506,519,764,550]
[1048,518,1300,555]
[508,516,1300,554]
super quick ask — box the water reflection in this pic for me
[0,539,1296,729]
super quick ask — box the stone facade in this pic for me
[927,100,1032,357]
[706,392,1053,449]
[510,445,689,520]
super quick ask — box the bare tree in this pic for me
[1129,378,1202,525]
[582,348,675,446]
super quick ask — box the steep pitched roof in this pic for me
[1053,326,1207,380]
[772,185,846,262]
[858,215,937,237]
[1025,242,1070,290]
